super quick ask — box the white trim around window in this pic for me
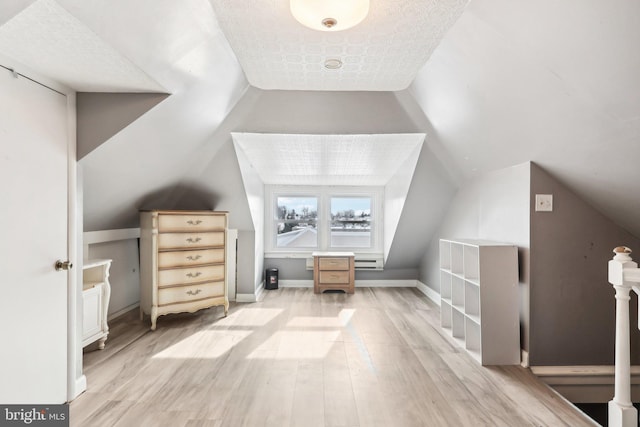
[264,185,384,257]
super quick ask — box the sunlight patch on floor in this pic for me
[246,330,341,359]
[210,307,284,327]
[152,329,253,359]
[286,309,355,328]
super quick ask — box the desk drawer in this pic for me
[319,270,350,284]
[158,264,225,287]
[158,232,224,249]
[158,213,226,233]
[158,248,225,268]
[319,257,350,271]
[158,281,225,306]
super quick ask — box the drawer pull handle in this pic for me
[186,272,202,278]
[186,255,202,261]
[187,220,203,225]
[186,237,202,243]
[186,289,202,296]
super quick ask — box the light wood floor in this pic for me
[72,288,595,427]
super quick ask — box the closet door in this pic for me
[0,67,69,403]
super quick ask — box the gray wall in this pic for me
[419,162,531,350]
[77,92,169,159]
[529,163,640,365]
[240,90,421,134]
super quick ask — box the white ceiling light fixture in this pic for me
[324,58,343,69]
[290,0,370,31]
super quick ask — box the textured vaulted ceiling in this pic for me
[232,133,425,186]
[0,0,163,92]
[210,0,467,91]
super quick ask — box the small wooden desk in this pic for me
[312,252,355,294]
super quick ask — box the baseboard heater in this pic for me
[305,255,384,271]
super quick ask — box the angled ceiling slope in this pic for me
[211,0,468,91]
[0,0,164,92]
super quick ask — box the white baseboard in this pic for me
[69,374,87,402]
[276,279,418,288]
[108,302,140,321]
[235,293,257,303]
[279,280,313,288]
[355,280,417,287]
[416,280,441,306]
[521,350,529,368]
[236,281,266,303]
[531,365,640,403]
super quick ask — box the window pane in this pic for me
[330,197,371,248]
[276,221,317,247]
[276,196,318,248]
[276,196,318,220]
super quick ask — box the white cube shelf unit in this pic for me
[439,239,519,365]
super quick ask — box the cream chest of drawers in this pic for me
[140,210,228,330]
[312,252,355,294]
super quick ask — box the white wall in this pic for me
[384,141,458,269]
[87,239,140,318]
[233,136,265,294]
[409,0,640,240]
[420,162,530,348]
[383,143,422,263]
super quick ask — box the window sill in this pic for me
[264,252,312,259]
[264,251,383,259]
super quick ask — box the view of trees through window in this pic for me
[276,196,318,248]
[330,197,371,247]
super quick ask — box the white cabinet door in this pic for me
[0,68,69,403]
[82,286,102,340]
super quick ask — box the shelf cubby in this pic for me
[464,281,480,318]
[463,245,479,281]
[451,309,465,340]
[451,275,465,311]
[440,300,452,329]
[450,243,464,275]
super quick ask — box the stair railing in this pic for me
[608,246,640,427]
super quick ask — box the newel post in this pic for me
[609,246,638,427]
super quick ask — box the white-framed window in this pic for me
[265,185,383,256]
[275,195,319,249]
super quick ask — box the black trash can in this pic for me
[265,268,279,290]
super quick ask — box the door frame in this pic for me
[66,90,84,401]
